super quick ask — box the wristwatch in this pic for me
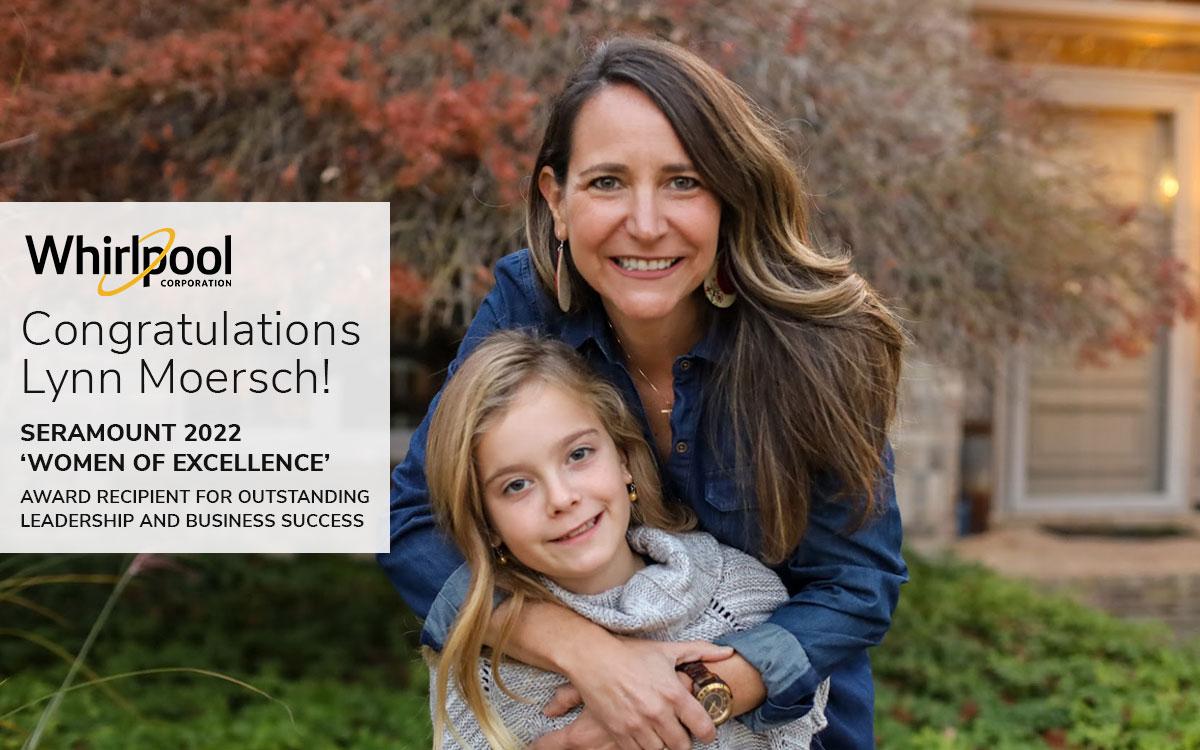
[676,661,733,726]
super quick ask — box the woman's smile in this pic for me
[610,257,682,277]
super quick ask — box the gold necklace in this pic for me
[608,322,673,416]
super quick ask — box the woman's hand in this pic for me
[529,706,618,750]
[532,669,696,750]
[533,637,733,750]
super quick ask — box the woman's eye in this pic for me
[670,175,700,190]
[589,176,620,191]
[567,446,593,462]
[502,478,530,495]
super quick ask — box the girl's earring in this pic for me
[703,259,736,308]
[494,545,508,565]
[626,481,638,503]
[555,240,572,313]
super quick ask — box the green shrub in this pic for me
[4,553,1198,748]
[875,554,1200,750]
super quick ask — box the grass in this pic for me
[1,554,432,749]
[3,551,1199,749]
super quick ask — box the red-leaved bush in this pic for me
[2,0,1194,366]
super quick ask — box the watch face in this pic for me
[696,684,733,725]
[701,691,729,715]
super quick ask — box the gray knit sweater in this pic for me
[430,526,830,749]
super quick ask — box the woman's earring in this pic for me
[494,544,508,565]
[555,240,572,313]
[703,260,736,308]
[626,481,638,503]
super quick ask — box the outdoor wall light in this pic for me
[1157,171,1180,202]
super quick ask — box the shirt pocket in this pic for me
[702,470,752,513]
[697,470,762,554]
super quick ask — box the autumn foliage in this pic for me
[2,0,1195,365]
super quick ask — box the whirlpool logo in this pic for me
[26,228,233,295]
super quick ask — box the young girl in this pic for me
[424,331,830,749]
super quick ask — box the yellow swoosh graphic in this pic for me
[97,227,175,296]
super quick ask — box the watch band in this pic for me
[677,661,716,685]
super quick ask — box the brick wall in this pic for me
[893,358,965,554]
[1048,574,1200,641]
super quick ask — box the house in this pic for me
[889,0,1200,637]
[896,0,1200,551]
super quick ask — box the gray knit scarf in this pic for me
[432,526,830,749]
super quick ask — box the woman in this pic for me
[382,36,907,750]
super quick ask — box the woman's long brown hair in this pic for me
[526,36,905,564]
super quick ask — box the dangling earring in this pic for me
[555,240,572,313]
[703,259,736,308]
[626,481,638,503]
[494,544,508,565]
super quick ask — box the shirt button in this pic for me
[680,360,691,371]
[675,441,688,454]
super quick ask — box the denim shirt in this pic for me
[380,249,908,748]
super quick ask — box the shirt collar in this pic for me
[689,310,726,363]
[559,301,619,363]
[559,299,729,365]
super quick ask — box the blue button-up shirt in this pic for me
[380,249,908,748]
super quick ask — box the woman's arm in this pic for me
[703,648,767,715]
[492,598,730,750]
[712,443,908,731]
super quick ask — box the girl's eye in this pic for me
[567,446,593,463]
[670,175,700,190]
[589,176,620,191]
[502,478,530,495]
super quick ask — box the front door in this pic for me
[1004,71,1197,517]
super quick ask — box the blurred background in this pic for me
[3,0,1200,747]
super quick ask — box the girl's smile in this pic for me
[551,511,603,544]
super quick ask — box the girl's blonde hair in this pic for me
[425,330,694,749]
[528,36,904,564]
